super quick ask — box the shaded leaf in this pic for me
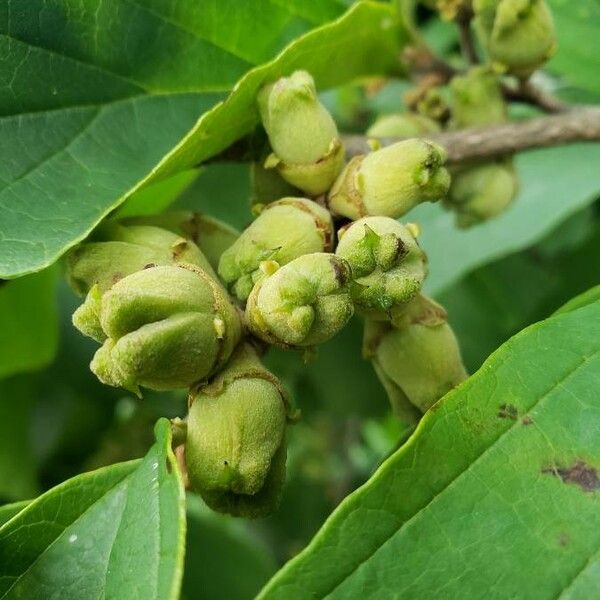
[0,419,185,600]
[0,1,405,278]
[0,267,58,379]
[260,300,600,599]
[182,495,276,600]
[547,0,600,95]
[0,378,39,501]
[416,144,600,294]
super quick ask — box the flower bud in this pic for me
[186,343,289,518]
[474,0,556,77]
[367,113,441,138]
[365,295,467,413]
[246,253,354,347]
[67,222,213,294]
[336,217,427,315]
[121,212,239,273]
[218,198,333,302]
[328,139,450,220]
[258,70,345,195]
[449,66,506,128]
[446,160,518,227]
[84,264,241,395]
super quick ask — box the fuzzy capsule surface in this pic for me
[83,264,241,395]
[450,66,506,128]
[258,70,344,195]
[121,212,239,273]
[367,295,467,414]
[446,160,518,227]
[336,217,427,314]
[218,198,333,302]
[186,344,289,518]
[328,139,450,220]
[367,113,441,138]
[474,0,556,77]
[67,222,213,294]
[246,253,354,347]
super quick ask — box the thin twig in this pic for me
[343,106,600,164]
[456,8,479,65]
[502,79,568,114]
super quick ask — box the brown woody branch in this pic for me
[343,106,600,164]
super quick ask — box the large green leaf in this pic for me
[0,418,185,600]
[0,267,58,379]
[260,299,600,599]
[416,144,600,295]
[0,501,29,529]
[0,0,404,279]
[547,0,600,95]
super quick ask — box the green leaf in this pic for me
[259,300,600,599]
[116,169,201,218]
[0,1,405,279]
[417,144,600,295]
[555,284,600,316]
[182,495,277,600]
[0,501,29,529]
[547,0,600,95]
[0,377,39,501]
[0,267,58,379]
[0,418,186,600]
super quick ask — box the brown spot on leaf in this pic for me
[522,416,533,426]
[144,263,156,269]
[498,404,518,420]
[543,461,600,492]
[558,532,570,547]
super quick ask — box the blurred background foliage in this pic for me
[1,2,599,599]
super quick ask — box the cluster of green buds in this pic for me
[68,218,242,396]
[185,343,292,518]
[218,198,333,301]
[445,67,519,226]
[364,295,467,419]
[258,70,345,196]
[473,0,556,77]
[66,68,472,519]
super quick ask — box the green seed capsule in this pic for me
[367,113,441,138]
[121,212,239,273]
[450,66,507,128]
[446,160,519,227]
[246,253,354,348]
[366,294,467,414]
[328,139,450,220]
[336,217,427,315]
[258,70,345,195]
[186,343,289,518]
[218,198,333,302]
[67,221,213,294]
[85,264,241,395]
[474,0,556,77]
